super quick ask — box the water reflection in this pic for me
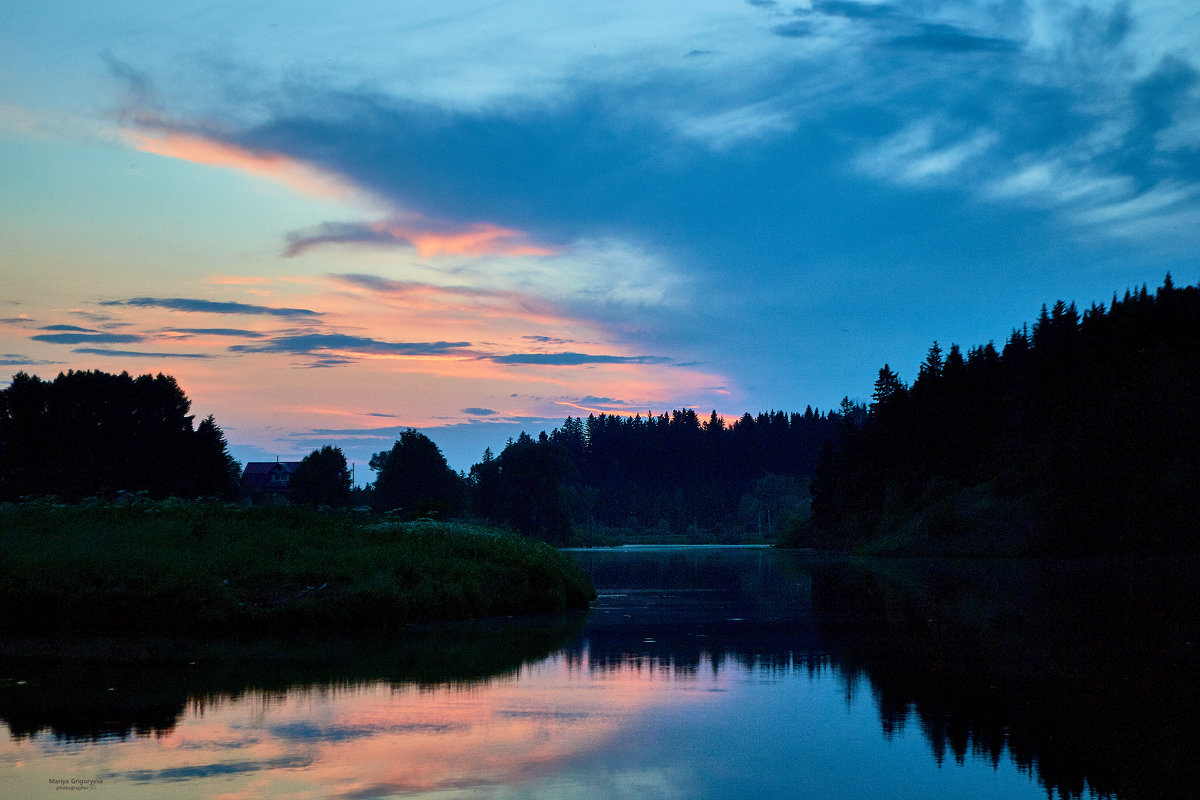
[2,548,1196,799]
[808,556,1200,800]
[0,614,585,743]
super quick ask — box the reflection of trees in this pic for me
[564,548,824,676]
[569,549,1200,799]
[566,626,829,679]
[0,614,584,742]
[810,558,1200,800]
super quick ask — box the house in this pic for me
[241,461,302,504]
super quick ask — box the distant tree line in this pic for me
[465,408,847,544]
[0,370,240,500]
[318,409,844,545]
[796,275,1200,555]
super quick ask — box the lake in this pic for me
[2,546,1197,799]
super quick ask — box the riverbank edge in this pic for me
[0,500,596,633]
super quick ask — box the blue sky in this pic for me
[2,1,1198,474]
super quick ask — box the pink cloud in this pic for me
[285,219,560,259]
[123,122,558,261]
[124,128,358,201]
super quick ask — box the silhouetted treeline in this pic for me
[469,408,846,543]
[799,275,1200,554]
[0,370,240,500]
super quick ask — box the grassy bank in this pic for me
[0,499,595,632]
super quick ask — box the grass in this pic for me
[0,499,595,633]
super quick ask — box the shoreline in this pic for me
[0,500,596,634]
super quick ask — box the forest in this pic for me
[467,407,845,544]
[796,275,1200,555]
[2,276,1196,555]
[0,370,241,501]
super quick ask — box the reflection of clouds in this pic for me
[103,753,314,783]
[496,710,593,721]
[8,654,725,799]
[269,720,468,743]
[170,736,263,751]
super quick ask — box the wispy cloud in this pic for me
[523,335,575,345]
[72,347,216,359]
[229,333,472,358]
[299,356,361,368]
[285,219,558,258]
[810,1,898,21]
[854,119,997,185]
[1071,181,1200,238]
[578,395,622,405]
[328,273,567,322]
[124,125,358,202]
[670,102,795,150]
[31,332,143,344]
[164,328,269,338]
[102,297,321,318]
[40,324,96,333]
[886,23,1019,54]
[69,309,126,326]
[460,407,497,416]
[0,354,60,367]
[489,352,672,366]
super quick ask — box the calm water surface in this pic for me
[2,547,1196,799]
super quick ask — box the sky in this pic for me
[2,1,1198,476]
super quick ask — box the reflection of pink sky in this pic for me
[0,653,733,799]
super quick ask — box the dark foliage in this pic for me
[468,407,846,542]
[370,429,465,517]
[289,445,353,507]
[0,370,240,500]
[469,433,574,544]
[800,276,1200,555]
